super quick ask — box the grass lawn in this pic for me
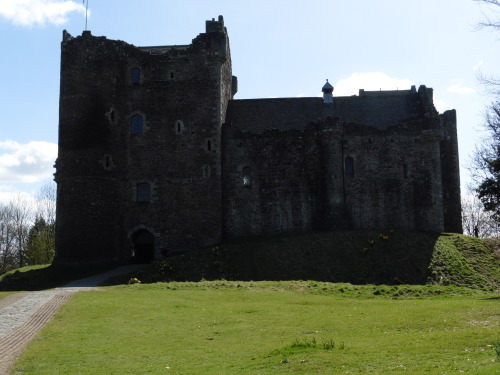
[12,281,500,374]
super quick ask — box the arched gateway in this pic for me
[131,229,155,263]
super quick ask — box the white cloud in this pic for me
[447,84,476,95]
[473,60,483,71]
[0,0,85,27]
[333,72,414,97]
[0,140,57,184]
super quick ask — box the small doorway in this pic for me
[132,229,154,263]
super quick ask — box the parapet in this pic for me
[358,88,412,97]
[206,15,225,33]
[62,29,73,42]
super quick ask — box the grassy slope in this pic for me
[1,231,499,291]
[119,231,500,290]
[12,282,500,375]
[5,232,500,374]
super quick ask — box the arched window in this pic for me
[345,157,354,176]
[131,114,143,134]
[131,68,141,84]
[136,183,151,203]
[243,167,252,187]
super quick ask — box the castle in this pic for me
[54,16,462,265]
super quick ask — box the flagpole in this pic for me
[85,0,89,31]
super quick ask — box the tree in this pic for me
[462,193,499,237]
[0,182,56,274]
[0,195,33,273]
[26,216,55,265]
[475,0,500,31]
[9,194,33,268]
[25,181,56,266]
[0,203,17,273]
[36,181,56,227]
[471,0,500,223]
[471,102,500,221]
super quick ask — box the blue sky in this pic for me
[0,0,499,203]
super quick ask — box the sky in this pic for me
[0,0,499,204]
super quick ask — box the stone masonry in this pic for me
[54,16,462,265]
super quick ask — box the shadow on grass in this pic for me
[0,264,117,291]
[6,231,498,290]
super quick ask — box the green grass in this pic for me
[12,282,500,374]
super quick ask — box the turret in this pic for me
[322,80,334,103]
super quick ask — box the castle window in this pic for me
[345,157,354,176]
[105,155,112,169]
[136,183,151,203]
[106,107,118,125]
[131,68,141,84]
[131,115,143,134]
[202,165,211,179]
[207,140,212,151]
[100,154,114,170]
[403,164,408,179]
[175,120,184,134]
[243,167,252,187]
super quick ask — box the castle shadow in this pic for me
[148,230,442,285]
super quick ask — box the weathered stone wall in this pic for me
[222,109,452,237]
[55,17,233,264]
[55,16,461,266]
[440,109,463,233]
[339,121,445,232]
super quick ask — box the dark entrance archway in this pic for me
[132,229,155,263]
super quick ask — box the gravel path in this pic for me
[0,264,144,375]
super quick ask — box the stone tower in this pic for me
[55,16,235,264]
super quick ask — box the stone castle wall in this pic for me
[222,111,457,237]
[55,17,234,264]
[54,16,462,265]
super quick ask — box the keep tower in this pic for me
[55,16,236,264]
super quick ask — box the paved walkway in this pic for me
[0,265,144,375]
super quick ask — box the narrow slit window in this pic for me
[175,120,184,134]
[136,183,151,203]
[131,68,141,84]
[345,157,354,176]
[403,164,408,179]
[207,140,211,151]
[243,167,252,187]
[131,114,143,134]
